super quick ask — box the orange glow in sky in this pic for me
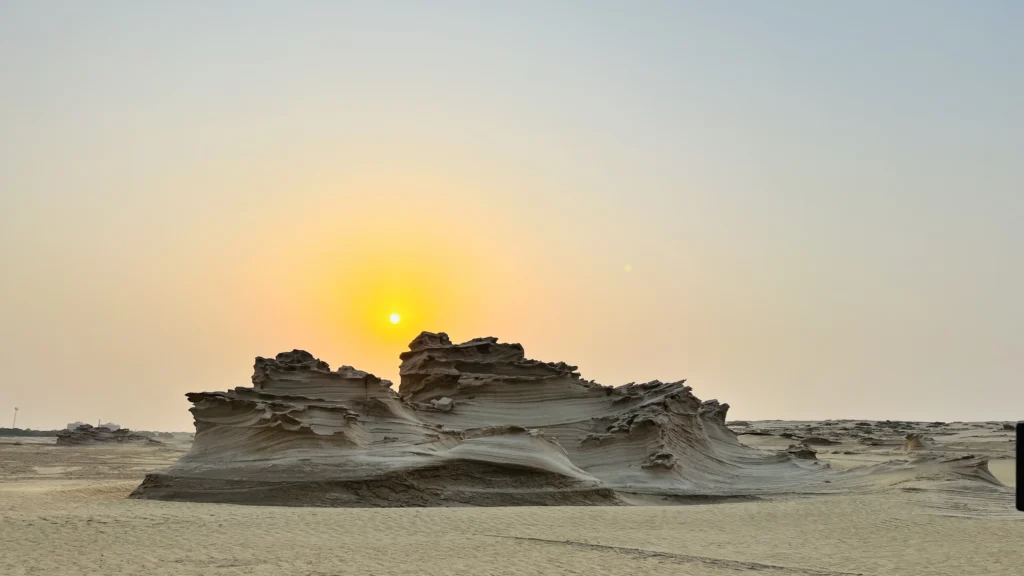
[1,3,1021,430]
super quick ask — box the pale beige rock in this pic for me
[130,333,1012,508]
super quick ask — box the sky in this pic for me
[1,1,1021,431]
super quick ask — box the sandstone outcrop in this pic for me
[57,424,155,446]
[132,333,839,506]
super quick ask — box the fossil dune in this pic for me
[131,332,1006,507]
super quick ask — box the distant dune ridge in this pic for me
[130,332,1006,507]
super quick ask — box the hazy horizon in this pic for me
[2,1,1022,431]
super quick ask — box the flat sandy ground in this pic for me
[1,424,1019,576]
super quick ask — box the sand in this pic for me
[6,336,1019,573]
[1,424,1019,576]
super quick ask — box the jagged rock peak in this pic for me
[398,332,583,400]
[254,350,330,382]
[407,331,454,350]
[252,349,388,387]
[401,331,526,361]
[699,399,730,426]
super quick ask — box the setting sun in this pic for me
[389,313,401,324]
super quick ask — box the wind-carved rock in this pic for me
[903,433,929,452]
[132,332,834,507]
[786,443,818,460]
[57,424,156,446]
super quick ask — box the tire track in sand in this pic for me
[488,534,868,576]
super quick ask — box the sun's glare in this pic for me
[389,313,401,324]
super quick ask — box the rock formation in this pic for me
[786,443,818,460]
[56,424,155,446]
[132,333,835,507]
[801,436,840,446]
[903,433,929,451]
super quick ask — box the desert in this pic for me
[4,3,1022,574]
[1,333,1019,575]
[1,422,1016,576]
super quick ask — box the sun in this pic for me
[389,312,401,324]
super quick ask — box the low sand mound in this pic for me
[801,436,840,446]
[132,333,839,507]
[56,424,155,446]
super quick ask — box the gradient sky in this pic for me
[2,1,1022,431]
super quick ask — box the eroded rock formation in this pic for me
[131,333,835,507]
[57,424,155,446]
[903,433,929,451]
[786,443,818,460]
